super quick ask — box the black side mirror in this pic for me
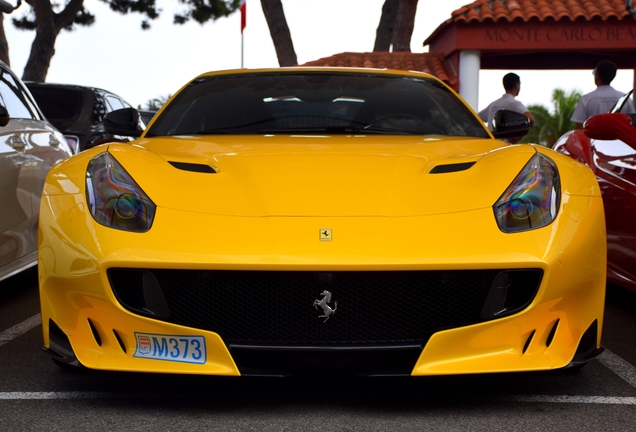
[0,0,16,14]
[0,104,9,127]
[491,109,531,139]
[104,108,143,137]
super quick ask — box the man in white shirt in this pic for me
[571,60,635,129]
[479,73,535,132]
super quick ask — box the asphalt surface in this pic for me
[2,268,636,431]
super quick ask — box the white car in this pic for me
[0,61,72,282]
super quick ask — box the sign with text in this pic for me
[431,21,636,54]
[485,27,636,44]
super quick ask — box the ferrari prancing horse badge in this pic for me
[320,228,332,241]
[313,290,337,322]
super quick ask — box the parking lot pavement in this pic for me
[2,274,636,430]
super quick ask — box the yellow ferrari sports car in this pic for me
[38,68,606,376]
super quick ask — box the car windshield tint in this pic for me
[146,73,490,138]
[28,87,82,121]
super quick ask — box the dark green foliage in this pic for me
[174,0,240,25]
[12,0,238,33]
[12,2,131,32]
[10,14,35,31]
[144,94,172,110]
[100,0,159,29]
[72,8,97,28]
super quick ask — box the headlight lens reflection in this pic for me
[86,152,156,232]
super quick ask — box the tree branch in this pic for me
[55,0,86,31]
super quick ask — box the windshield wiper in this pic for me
[359,125,412,135]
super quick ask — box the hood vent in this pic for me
[429,161,476,174]
[169,161,216,173]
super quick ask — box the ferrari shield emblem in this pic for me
[320,228,332,242]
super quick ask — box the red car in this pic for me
[553,91,636,291]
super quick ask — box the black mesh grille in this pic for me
[110,269,508,346]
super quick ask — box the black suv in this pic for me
[25,82,137,153]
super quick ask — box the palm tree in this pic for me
[521,88,581,147]
[143,94,172,111]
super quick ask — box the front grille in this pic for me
[110,269,512,346]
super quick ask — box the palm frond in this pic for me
[521,88,581,147]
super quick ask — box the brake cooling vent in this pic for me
[87,318,102,346]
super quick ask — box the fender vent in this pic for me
[113,330,127,353]
[169,161,216,173]
[523,330,535,354]
[546,319,560,347]
[429,162,476,174]
[87,318,102,347]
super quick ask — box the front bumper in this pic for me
[38,193,606,376]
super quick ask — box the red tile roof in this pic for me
[301,52,457,87]
[448,0,630,24]
[425,0,633,46]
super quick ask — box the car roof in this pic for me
[24,81,116,96]
[193,67,440,81]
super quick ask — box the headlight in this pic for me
[86,152,156,232]
[494,153,560,233]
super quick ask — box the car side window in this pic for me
[106,95,125,112]
[21,90,42,120]
[0,69,36,120]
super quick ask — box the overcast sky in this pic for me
[4,0,634,111]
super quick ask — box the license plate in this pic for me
[134,333,206,364]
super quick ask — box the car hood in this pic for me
[107,135,536,217]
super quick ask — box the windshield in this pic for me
[146,73,490,138]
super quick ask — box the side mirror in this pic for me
[104,108,143,138]
[0,104,9,127]
[0,0,16,14]
[556,130,594,167]
[491,109,531,139]
[583,113,636,150]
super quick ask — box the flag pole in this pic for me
[240,0,246,68]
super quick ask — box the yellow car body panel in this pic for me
[38,68,606,376]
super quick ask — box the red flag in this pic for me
[240,0,246,33]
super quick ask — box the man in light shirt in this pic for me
[571,60,635,129]
[479,73,535,133]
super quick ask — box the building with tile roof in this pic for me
[300,1,635,110]
[424,0,636,108]
[302,52,458,90]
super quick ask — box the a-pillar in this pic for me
[633,68,636,106]
[459,50,481,111]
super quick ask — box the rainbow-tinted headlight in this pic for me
[86,152,156,232]
[494,153,560,233]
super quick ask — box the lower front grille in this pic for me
[109,269,541,346]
